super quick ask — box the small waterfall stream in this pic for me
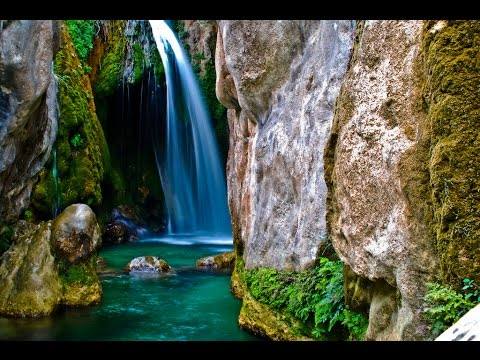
[149,20,231,240]
[51,148,61,218]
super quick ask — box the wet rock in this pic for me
[103,205,148,244]
[125,256,172,274]
[52,204,101,263]
[103,221,130,244]
[196,251,235,272]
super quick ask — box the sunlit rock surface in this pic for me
[216,20,355,270]
[52,204,101,264]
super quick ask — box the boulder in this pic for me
[196,251,235,272]
[125,256,172,274]
[52,204,101,263]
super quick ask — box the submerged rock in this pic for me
[0,221,61,317]
[95,256,117,276]
[125,256,172,274]
[52,204,101,263]
[196,252,235,272]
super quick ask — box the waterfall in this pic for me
[149,20,231,238]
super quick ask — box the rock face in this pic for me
[0,20,58,222]
[52,204,101,263]
[325,20,480,340]
[0,221,61,317]
[326,20,433,340]
[218,19,479,340]
[196,251,235,272]
[216,20,355,270]
[178,20,217,78]
[125,256,172,273]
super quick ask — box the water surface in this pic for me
[0,239,257,341]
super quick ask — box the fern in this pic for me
[244,257,368,340]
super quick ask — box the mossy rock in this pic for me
[422,20,480,286]
[196,251,235,272]
[32,22,110,218]
[239,290,312,341]
[231,255,311,340]
[0,222,62,317]
[59,257,102,306]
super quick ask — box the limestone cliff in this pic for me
[217,20,480,340]
[216,20,355,270]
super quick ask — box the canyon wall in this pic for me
[0,20,58,222]
[216,20,355,270]
[217,20,480,340]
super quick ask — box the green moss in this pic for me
[172,20,187,40]
[65,20,95,63]
[94,21,126,98]
[58,256,102,306]
[132,43,145,84]
[59,260,96,286]
[422,21,480,286]
[241,257,368,340]
[150,46,164,82]
[32,22,109,217]
[22,209,34,222]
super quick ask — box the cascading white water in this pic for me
[149,20,232,240]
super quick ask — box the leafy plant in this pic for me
[83,65,92,74]
[244,257,368,340]
[65,20,96,62]
[424,279,479,337]
[70,133,84,149]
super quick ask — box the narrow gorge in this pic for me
[0,19,478,341]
